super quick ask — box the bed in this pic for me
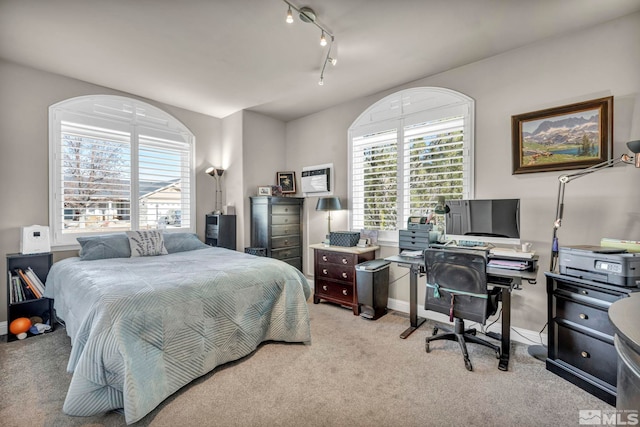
[44,232,311,424]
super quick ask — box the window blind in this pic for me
[351,128,398,231]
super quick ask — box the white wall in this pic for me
[283,12,640,334]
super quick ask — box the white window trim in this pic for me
[49,95,196,249]
[348,87,475,244]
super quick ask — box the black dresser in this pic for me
[545,272,639,405]
[250,196,304,271]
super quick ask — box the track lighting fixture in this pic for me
[286,5,293,23]
[282,1,336,85]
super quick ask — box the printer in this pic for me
[558,245,640,287]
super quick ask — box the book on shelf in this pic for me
[17,268,42,299]
[25,267,46,296]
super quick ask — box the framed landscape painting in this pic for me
[511,96,613,174]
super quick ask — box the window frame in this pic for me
[348,87,475,244]
[49,95,196,249]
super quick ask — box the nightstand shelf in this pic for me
[6,252,54,342]
[205,214,236,250]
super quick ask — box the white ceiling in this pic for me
[1,0,639,122]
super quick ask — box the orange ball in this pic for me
[9,317,31,335]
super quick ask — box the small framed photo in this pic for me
[257,186,272,196]
[271,185,283,197]
[277,171,296,194]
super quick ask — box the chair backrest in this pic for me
[424,247,489,324]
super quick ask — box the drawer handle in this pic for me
[342,272,348,279]
[284,219,289,223]
[581,290,588,295]
[322,255,328,262]
[284,208,289,212]
[342,289,348,296]
[284,240,289,245]
[579,313,588,320]
[581,351,590,358]
[322,285,328,291]
[342,258,348,264]
[322,269,328,275]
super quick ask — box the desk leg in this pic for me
[400,264,426,339]
[498,288,511,371]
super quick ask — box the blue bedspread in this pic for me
[44,247,311,424]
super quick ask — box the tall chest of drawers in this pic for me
[545,272,638,405]
[310,244,378,315]
[250,196,304,271]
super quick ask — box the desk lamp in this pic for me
[316,197,342,239]
[550,139,640,271]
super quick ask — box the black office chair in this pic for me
[423,247,501,371]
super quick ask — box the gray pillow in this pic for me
[77,233,132,260]
[126,230,168,257]
[163,232,208,253]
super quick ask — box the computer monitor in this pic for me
[444,198,521,246]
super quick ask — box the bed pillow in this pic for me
[163,232,209,253]
[77,233,132,260]
[126,230,168,257]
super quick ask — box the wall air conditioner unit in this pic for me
[301,163,333,196]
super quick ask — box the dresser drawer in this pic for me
[271,215,299,226]
[281,257,302,271]
[271,246,301,260]
[271,224,299,237]
[555,296,614,336]
[316,264,354,282]
[316,250,357,266]
[556,282,624,304]
[272,204,301,216]
[271,235,300,249]
[556,324,617,386]
[315,278,354,305]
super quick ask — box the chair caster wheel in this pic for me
[495,349,501,359]
[464,359,473,371]
[432,327,438,336]
[425,342,430,353]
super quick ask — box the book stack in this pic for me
[8,267,46,303]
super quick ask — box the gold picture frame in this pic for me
[511,96,613,174]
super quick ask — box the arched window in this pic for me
[49,95,195,248]
[348,87,474,241]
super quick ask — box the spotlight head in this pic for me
[318,77,324,86]
[329,57,337,66]
[627,139,640,154]
[286,6,293,24]
[320,32,327,46]
[206,167,215,176]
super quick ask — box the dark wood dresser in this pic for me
[310,244,378,315]
[250,196,304,271]
[545,272,639,405]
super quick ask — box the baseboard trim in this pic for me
[386,297,547,347]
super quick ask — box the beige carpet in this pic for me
[0,301,611,427]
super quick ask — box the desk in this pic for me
[385,254,537,371]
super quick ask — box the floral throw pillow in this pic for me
[126,230,168,257]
